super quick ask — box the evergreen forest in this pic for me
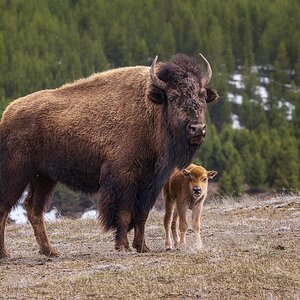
[0,0,299,210]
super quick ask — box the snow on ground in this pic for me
[9,205,59,224]
[278,100,295,121]
[9,205,27,224]
[229,73,245,89]
[255,86,268,102]
[231,113,243,130]
[81,209,98,220]
[260,77,270,84]
[227,93,243,104]
[45,207,60,222]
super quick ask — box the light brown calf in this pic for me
[163,164,217,250]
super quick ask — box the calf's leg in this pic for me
[171,208,179,248]
[177,205,188,249]
[24,176,59,256]
[164,197,175,250]
[192,203,204,249]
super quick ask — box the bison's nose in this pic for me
[188,123,206,137]
[193,187,201,195]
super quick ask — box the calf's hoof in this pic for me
[165,241,173,251]
[178,244,186,251]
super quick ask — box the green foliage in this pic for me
[273,136,299,189]
[52,184,94,215]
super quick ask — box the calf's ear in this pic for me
[207,170,218,179]
[206,88,219,103]
[182,169,192,179]
[149,86,167,104]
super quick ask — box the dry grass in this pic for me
[1,195,299,299]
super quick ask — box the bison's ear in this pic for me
[206,88,219,103]
[207,170,218,179]
[149,86,167,105]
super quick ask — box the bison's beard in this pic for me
[189,135,204,146]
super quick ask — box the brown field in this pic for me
[1,195,299,299]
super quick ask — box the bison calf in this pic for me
[163,164,217,250]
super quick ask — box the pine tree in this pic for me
[274,136,299,190]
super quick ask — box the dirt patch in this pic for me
[1,195,299,299]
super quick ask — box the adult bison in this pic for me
[0,53,218,258]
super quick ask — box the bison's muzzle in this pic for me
[187,123,206,145]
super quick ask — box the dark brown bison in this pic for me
[0,53,219,258]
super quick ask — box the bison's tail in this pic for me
[97,166,136,231]
[97,195,118,231]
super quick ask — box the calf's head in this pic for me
[149,54,219,147]
[182,165,217,200]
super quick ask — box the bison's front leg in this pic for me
[132,210,150,253]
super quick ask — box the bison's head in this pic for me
[149,54,219,148]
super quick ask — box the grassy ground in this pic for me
[1,195,299,299]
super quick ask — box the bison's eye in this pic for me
[199,91,207,99]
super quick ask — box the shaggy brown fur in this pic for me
[0,54,218,258]
[163,164,217,250]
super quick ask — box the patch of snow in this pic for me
[255,86,268,102]
[45,207,59,222]
[260,77,270,84]
[9,204,59,224]
[232,74,243,81]
[81,210,98,220]
[229,73,245,89]
[9,205,27,224]
[227,93,243,105]
[278,101,295,120]
[231,113,243,130]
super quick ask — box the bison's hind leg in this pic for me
[0,167,30,258]
[24,176,59,257]
[132,210,151,253]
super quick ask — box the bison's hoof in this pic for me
[133,243,150,253]
[115,245,132,252]
[39,247,61,257]
[165,247,172,251]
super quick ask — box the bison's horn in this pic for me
[150,55,167,90]
[199,53,212,86]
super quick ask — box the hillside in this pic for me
[1,195,299,299]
